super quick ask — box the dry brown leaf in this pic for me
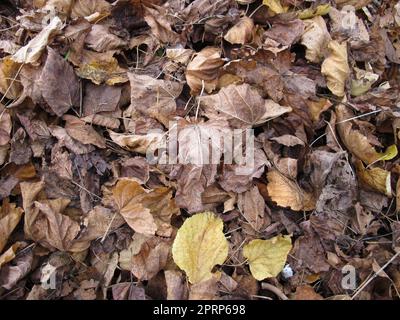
[38,47,80,116]
[0,200,24,253]
[111,179,178,236]
[128,73,183,127]
[144,6,181,44]
[267,170,315,211]
[119,235,170,280]
[237,186,266,232]
[321,40,350,97]
[200,83,292,129]
[355,160,391,197]
[109,131,164,155]
[85,25,127,52]
[336,104,398,165]
[224,17,254,45]
[63,115,106,148]
[186,47,224,95]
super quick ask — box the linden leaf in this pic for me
[172,212,229,284]
[243,235,292,280]
[266,170,316,211]
[321,40,350,97]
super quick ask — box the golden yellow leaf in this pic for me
[0,57,22,100]
[298,4,331,19]
[243,235,292,280]
[336,104,398,165]
[267,170,316,211]
[355,160,391,197]
[172,212,229,284]
[263,0,287,14]
[321,40,350,97]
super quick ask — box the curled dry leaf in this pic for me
[200,83,292,129]
[119,235,171,281]
[0,200,24,253]
[172,212,229,284]
[336,104,398,165]
[237,186,267,232]
[111,179,178,237]
[224,17,254,45]
[12,16,63,64]
[186,47,224,95]
[321,40,350,97]
[355,160,391,197]
[71,0,111,20]
[109,131,164,155]
[85,25,127,53]
[144,6,181,44]
[243,235,292,280]
[267,170,316,211]
[301,16,331,63]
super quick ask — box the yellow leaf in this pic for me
[0,57,22,100]
[298,4,331,19]
[336,104,398,165]
[172,212,229,284]
[243,235,292,280]
[267,170,316,211]
[321,40,350,97]
[355,160,391,197]
[263,0,287,14]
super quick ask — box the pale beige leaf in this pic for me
[12,16,63,64]
[301,16,331,63]
[0,201,24,253]
[172,212,229,284]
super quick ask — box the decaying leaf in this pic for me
[12,16,63,64]
[0,57,22,100]
[200,83,292,128]
[243,235,292,280]
[355,160,391,197]
[267,170,316,211]
[0,200,24,253]
[186,47,224,95]
[321,40,350,97]
[336,104,398,165]
[301,16,331,63]
[172,212,229,284]
[224,17,254,45]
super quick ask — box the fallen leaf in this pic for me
[186,47,224,95]
[0,200,24,253]
[172,212,229,284]
[243,235,292,280]
[63,115,106,148]
[38,47,80,116]
[200,83,292,129]
[355,160,391,197]
[0,56,22,100]
[267,170,315,211]
[301,16,331,63]
[336,104,398,165]
[321,40,350,97]
[11,16,63,64]
[224,17,254,45]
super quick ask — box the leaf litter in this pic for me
[0,0,399,300]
